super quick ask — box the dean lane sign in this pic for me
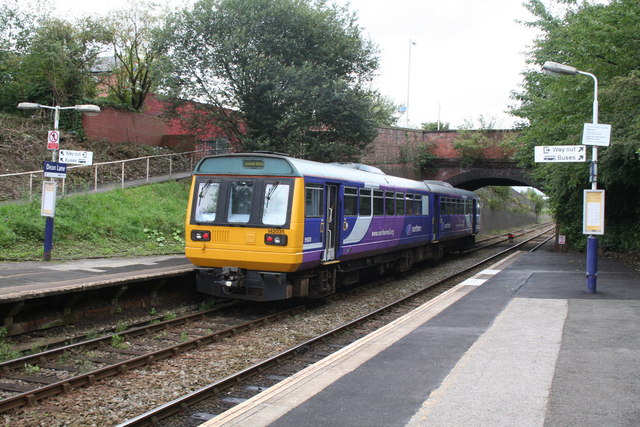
[534,145,587,163]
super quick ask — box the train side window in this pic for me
[395,192,405,216]
[359,188,372,216]
[385,191,395,216]
[305,185,324,218]
[373,190,384,215]
[195,180,220,222]
[405,194,414,216]
[344,187,358,216]
[262,182,290,226]
[421,195,429,216]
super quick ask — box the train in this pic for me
[185,152,480,301]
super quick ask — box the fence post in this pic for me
[94,165,98,192]
[169,156,173,178]
[29,173,34,200]
[146,157,150,183]
[121,162,125,189]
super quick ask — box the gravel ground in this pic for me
[0,248,506,426]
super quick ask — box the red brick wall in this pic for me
[82,96,235,150]
[360,127,515,165]
[83,107,168,146]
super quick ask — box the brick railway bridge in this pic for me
[82,102,532,191]
[359,127,534,191]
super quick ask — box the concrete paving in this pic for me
[206,245,640,426]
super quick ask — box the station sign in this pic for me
[534,145,586,163]
[582,123,611,147]
[43,161,67,178]
[59,149,94,165]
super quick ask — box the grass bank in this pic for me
[0,180,190,261]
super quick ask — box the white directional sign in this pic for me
[534,145,587,163]
[59,150,94,165]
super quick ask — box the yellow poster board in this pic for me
[41,181,57,217]
[583,189,605,235]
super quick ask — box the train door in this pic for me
[432,194,441,241]
[323,184,339,262]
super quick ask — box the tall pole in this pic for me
[541,62,602,294]
[581,71,599,293]
[406,39,415,128]
[43,106,61,261]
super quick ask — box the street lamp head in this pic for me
[17,102,42,110]
[73,104,101,116]
[542,61,579,76]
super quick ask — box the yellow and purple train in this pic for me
[185,153,480,301]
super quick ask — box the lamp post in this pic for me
[17,102,100,261]
[542,61,600,293]
[405,39,416,128]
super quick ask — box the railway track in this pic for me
[119,226,555,426]
[0,224,553,420]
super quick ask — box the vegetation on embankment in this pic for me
[0,180,190,260]
[0,178,545,262]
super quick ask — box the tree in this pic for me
[17,17,108,107]
[160,0,391,162]
[99,1,168,110]
[421,121,450,131]
[511,0,640,251]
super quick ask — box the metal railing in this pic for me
[0,150,208,202]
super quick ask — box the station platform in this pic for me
[207,245,640,426]
[0,255,193,303]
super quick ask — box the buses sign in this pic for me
[59,150,94,165]
[534,145,587,163]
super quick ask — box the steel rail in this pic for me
[118,227,555,426]
[0,303,307,413]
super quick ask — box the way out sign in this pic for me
[47,130,60,150]
[534,145,586,163]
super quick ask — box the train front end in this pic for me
[185,154,305,301]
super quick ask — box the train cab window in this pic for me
[373,190,384,216]
[385,191,395,216]
[305,185,324,218]
[262,182,290,226]
[228,181,254,223]
[359,188,372,216]
[344,187,358,216]
[395,192,405,215]
[195,180,220,222]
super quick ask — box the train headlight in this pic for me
[265,234,288,246]
[191,230,211,241]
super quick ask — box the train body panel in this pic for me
[185,153,480,301]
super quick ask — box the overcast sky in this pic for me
[53,0,540,129]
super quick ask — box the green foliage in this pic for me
[0,181,189,260]
[161,0,390,162]
[421,121,450,131]
[23,363,40,374]
[98,2,168,110]
[401,142,437,175]
[511,0,640,251]
[0,328,21,362]
[110,334,128,349]
[453,117,498,167]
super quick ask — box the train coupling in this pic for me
[221,267,245,289]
